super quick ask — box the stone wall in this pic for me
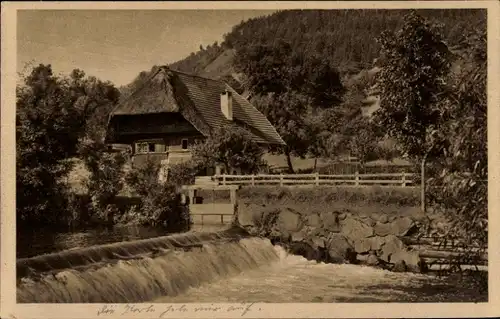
[235,205,428,273]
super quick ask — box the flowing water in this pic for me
[17,224,226,258]
[17,226,487,303]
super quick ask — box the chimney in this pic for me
[220,89,233,120]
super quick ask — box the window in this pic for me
[135,141,166,154]
[181,139,188,150]
[136,143,149,154]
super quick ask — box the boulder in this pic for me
[373,221,393,237]
[380,235,406,263]
[391,216,417,236]
[366,251,381,266]
[310,227,328,238]
[310,236,326,249]
[291,230,307,242]
[326,233,353,263]
[378,214,389,224]
[369,236,386,251]
[354,236,386,254]
[361,215,377,227]
[307,213,323,228]
[278,208,304,233]
[388,215,398,222]
[237,205,262,227]
[354,238,372,254]
[390,250,422,272]
[340,216,374,245]
[289,242,321,261]
[322,211,342,232]
[373,216,418,237]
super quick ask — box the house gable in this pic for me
[107,66,286,146]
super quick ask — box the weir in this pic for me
[17,227,280,303]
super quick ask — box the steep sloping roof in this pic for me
[111,67,285,146]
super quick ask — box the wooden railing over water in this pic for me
[210,172,415,187]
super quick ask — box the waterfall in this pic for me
[17,229,279,303]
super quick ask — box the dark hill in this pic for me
[120,9,484,97]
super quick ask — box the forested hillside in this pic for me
[118,9,486,174]
[165,9,484,78]
[121,9,484,97]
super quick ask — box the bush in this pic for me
[125,157,161,197]
[79,138,127,222]
[125,158,190,229]
[167,160,200,186]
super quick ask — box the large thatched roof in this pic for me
[110,67,285,146]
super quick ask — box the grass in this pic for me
[197,185,430,221]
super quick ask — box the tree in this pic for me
[374,11,452,161]
[16,64,120,227]
[235,40,345,172]
[191,126,265,174]
[78,138,128,223]
[373,12,487,287]
[251,92,310,173]
[427,29,487,279]
[373,11,453,212]
[345,116,383,166]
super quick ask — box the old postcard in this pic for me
[1,1,499,318]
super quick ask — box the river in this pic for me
[17,226,487,303]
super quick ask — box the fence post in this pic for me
[355,170,359,186]
[223,174,226,186]
[401,170,406,187]
[315,172,319,186]
[280,173,284,187]
[251,174,255,186]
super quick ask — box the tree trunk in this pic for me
[421,153,428,214]
[313,158,318,172]
[285,150,295,173]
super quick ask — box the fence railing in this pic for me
[209,172,415,187]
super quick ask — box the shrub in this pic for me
[167,160,200,186]
[78,138,127,222]
[125,158,190,229]
[125,157,161,197]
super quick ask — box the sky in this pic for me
[17,10,274,87]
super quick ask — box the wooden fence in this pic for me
[209,172,415,187]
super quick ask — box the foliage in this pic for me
[235,40,344,108]
[235,40,345,173]
[124,158,190,228]
[160,10,485,80]
[373,11,487,285]
[224,10,485,75]
[427,28,487,272]
[78,138,128,221]
[191,126,265,174]
[167,160,200,186]
[374,11,452,160]
[125,157,162,197]
[252,93,310,173]
[16,64,120,227]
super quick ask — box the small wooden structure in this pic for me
[181,185,240,226]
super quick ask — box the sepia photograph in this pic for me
[1,1,499,318]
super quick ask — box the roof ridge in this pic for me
[162,66,227,85]
[109,67,163,118]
